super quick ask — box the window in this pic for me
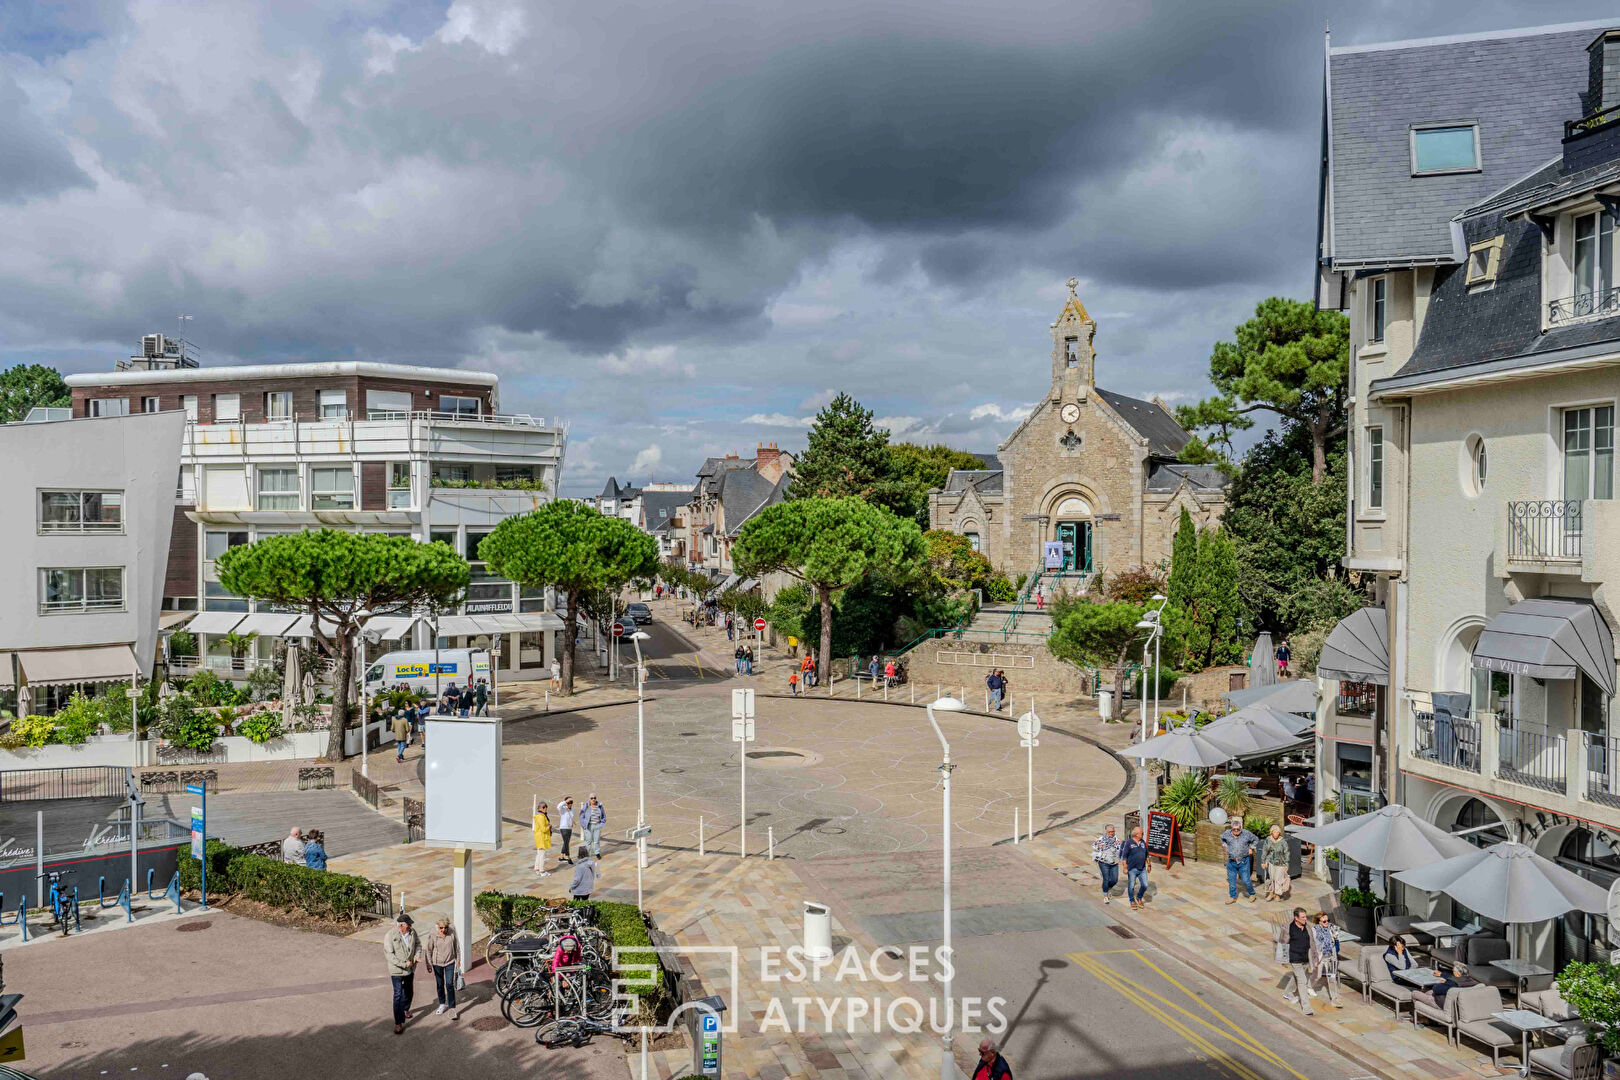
[387,462,412,509]
[256,467,299,510]
[204,530,249,574]
[1368,278,1387,344]
[1564,405,1615,502]
[1575,210,1616,306]
[181,395,198,421]
[1466,236,1505,286]
[439,394,480,417]
[1366,426,1384,510]
[365,389,412,419]
[1462,434,1487,496]
[39,566,125,613]
[318,389,346,419]
[433,465,471,485]
[430,530,457,549]
[39,490,123,533]
[89,398,128,417]
[1411,123,1480,175]
[213,393,240,422]
[310,466,355,509]
[264,391,293,420]
[466,530,493,561]
[965,531,981,552]
[177,465,195,501]
[142,396,160,413]
[495,466,534,484]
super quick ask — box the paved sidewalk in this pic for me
[1024,824,1521,1080]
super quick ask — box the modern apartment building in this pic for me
[1317,19,1620,967]
[65,344,567,679]
[0,410,185,716]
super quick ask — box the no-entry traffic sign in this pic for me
[754,618,767,632]
[612,621,627,638]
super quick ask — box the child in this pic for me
[788,671,800,696]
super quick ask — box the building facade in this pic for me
[0,410,185,715]
[65,349,567,679]
[683,445,792,580]
[929,281,1227,580]
[1319,19,1620,968]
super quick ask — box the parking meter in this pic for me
[687,995,726,1078]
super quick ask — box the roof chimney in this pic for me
[755,442,782,467]
[1587,29,1620,116]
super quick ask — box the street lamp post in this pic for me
[628,630,651,910]
[1133,593,1168,823]
[924,695,966,1080]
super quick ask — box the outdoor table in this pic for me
[1392,967,1444,988]
[1411,921,1466,953]
[1332,928,1359,944]
[1491,1009,1560,1077]
[1491,959,1554,1007]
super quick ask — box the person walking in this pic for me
[973,1038,1013,1080]
[1091,824,1121,904]
[423,917,459,1019]
[569,852,598,901]
[1309,911,1344,1009]
[384,913,421,1034]
[1035,587,1044,612]
[457,680,473,717]
[802,653,816,688]
[725,613,734,641]
[868,656,880,683]
[473,679,489,717]
[788,670,800,696]
[557,796,575,864]
[549,658,561,693]
[883,658,896,687]
[302,829,328,871]
[1221,817,1259,904]
[998,670,1011,710]
[532,800,553,877]
[1120,825,1150,909]
[986,670,1004,712]
[743,645,754,676]
[580,794,606,858]
[1260,825,1291,901]
[392,711,411,762]
[282,826,305,865]
[1277,907,1314,1015]
[734,644,745,674]
[1275,639,1292,679]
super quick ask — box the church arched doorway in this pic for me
[1051,496,1093,573]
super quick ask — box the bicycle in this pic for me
[44,870,78,936]
[534,1015,627,1049]
[486,902,588,968]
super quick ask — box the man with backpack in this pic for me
[987,670,1005,712]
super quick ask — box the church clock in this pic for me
[1059,403,1080,424]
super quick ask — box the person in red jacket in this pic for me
[551,934,583,973]
[974,1039,1013,1080]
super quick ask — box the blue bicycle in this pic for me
[44,871,78,936]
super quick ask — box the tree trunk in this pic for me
[1311,411,1329,485]
[1114,642,1133,715]
[325,628,354,761]
[560,591,576,696]
[817,585,834,686]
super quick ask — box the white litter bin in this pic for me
[1098,688,1114,719]
[803,901,832,962]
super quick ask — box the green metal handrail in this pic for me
[1000,568,1043,638]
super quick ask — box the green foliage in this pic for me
[1213,774,1250,815]
[1156,772,1209,829]
[717,588,769,623]
[1337,885,1381,910]
[1167,508,1197,614]
[51,693,104,745]
[766,584,812,643]
[1137,664,1180,700]
[5,715,57,749]
[167,631,197,658]
[1101,565,1167,605]
[923,530,995,592]
[237,711,285,744]
[1244,815,1275,838]
[1557,961,1620,1054]
[474,891,665,1007]
[0,363,69,423]
[889,443,988,528]
[1192,527,1243,667]
[983,575,1017,602]
[786,393,907,513]
[1174,397,1252,461]
[245,663,283,703]
[184,669,238,707]
[220,630,258,659]
[180,839,377,921]
[1048,600,1147,696]
[430,476,547,491]
[157,693,218,751]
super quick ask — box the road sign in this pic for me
[731,717,755,742]
[731,688,755,719]
[492,632,502,650]
[612,622,627,638]
[190,807,204,859]
[1019,738,1039,749]
[700,1012,720,1076]
[185,783,206,796]
[1016,713,1042,740]
[626,823,652,841]
[754,618,767,632]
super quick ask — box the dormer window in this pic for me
[1466,236,1505,287]
[1552,208,1620,325]
[1575,210,1614,300]
[1410,123,1480,176]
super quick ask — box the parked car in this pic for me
[625,603,654,625]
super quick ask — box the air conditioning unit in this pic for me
[143,333,166,358]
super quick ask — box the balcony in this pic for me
[1412,706,1482,773]
[1506,500,1582,564]
[1547,286,1620,327]
[1497,724,1567,793]
[183,411,564,467]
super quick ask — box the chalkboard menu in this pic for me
[1146,810,1182,867]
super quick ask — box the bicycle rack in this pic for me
[71,888,80,933]
[165,871,181,915]
[119,880,133,923]
[146,867,161,900]
[99,876,120,909]
[15,894,26,941]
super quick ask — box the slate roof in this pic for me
[695,456,756,496]
[1325,21,1604,267]
[640,489,691,528]
[941,469,1004,496]
[599,476,629,500]
[718,468,784,536]
[1095,388,1190,457]
[1146,463,1231,493]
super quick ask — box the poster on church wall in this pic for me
[1043,541,1064,570]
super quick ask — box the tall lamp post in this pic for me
[924,694,966,1080]
[628,630,651,910]
[355,609,377,779]
[1133,593,1168,823]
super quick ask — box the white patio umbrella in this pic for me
[1290,804,1478,871]
[1392,840,1608,924]
[1120,729,1235,768]
[1201,714,1301,758]
[1249,632,1277,689]
[1204,707,1311,749]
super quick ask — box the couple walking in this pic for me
[532,794,608,871]
[383,913,460,1033]
[1091,824,1151,908]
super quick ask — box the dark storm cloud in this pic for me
[0,72,90,203]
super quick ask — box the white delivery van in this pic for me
[364,649,492,696]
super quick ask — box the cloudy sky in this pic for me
[0,1,1611,494]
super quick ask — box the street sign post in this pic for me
[1015,714,1040,844]
[753,618,766,632]
[731,689,755,857]
[186,782,208,910]
[626,823,652,841]
[612,622,627,638]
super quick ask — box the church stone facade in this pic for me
[929,280,1229,579]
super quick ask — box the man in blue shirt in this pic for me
[1118,825,1151,910]
[1220,817,1259,904]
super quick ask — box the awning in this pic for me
[0,654,13,690]
[283,613,341,640]
[719,574,740,592]
[1472,598,1617,696]
[739,578,759,591]
[184,611,247,636]
[1220,680,1318,714]
[435,615,485,636]
[232,613,299,637]
[1318,607,1390,686]
[159,611,197,630]
[434,612,565,636]
[365,615,420,639]
[17,645,139,686]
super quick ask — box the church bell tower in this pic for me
[1050,277,1096,404]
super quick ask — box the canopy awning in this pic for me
[1472,598,1616,696]
[18,645,139,686]
[1221,679,1318,714]
[282,613,341,640]
[0,653,13,690]
[159,611,197,630]
[437,614,566,636]
[719,574,740,592]
[364,614,420,640]
[1318,606,1390,686]
[184,611,247,636]
[232,613,299,637]
[739,578,760,592]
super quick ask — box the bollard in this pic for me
[856,673,861,699]
[883,681,888,701]
[803,901,833,961]
[985,688,989,711]
[699,816,705,858]
[768,826,775,860]
[1013,807,1019,845]
[545,689,550,712]
[910,684,915,703]
[936,683,941,700]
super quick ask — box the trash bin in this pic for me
[1287,835,1303,879]
[1098,688,1114,719]
[803,901,832,962]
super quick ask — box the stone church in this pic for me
[929,280,1229,579]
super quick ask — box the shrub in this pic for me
[179,839,377,921]
[5,715,56,749]
[245,664,282,703]
[1557,962,1620,1054]
[1213,774,1250,816]
[1101,565,1169,604]
[158,693,218,752]
[184,670,235,707]
[51,693,105,745]
[1338,885,1381,909]
[984,576,1017,602]
[1244,815,1275,838]
[1156,772,1209,829]
[168,631,198,658]
[1136,664,1180,700]
[237,711,284,744]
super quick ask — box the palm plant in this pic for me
[1214,774,1250,817]
[221,630,259,669]
[1156,771,1209,829]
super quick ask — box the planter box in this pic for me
[0,734,148,769]
[214,732,327,762]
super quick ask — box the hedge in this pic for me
[475,890,664,1007]
[180,839,377,921]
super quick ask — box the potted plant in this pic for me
[1337,885,1380,943]
[1557,962,1620,1073]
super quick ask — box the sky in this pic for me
[1,1,1615,495]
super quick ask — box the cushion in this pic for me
[1458,1019,1516,1049]
[1528,1046,1572,1079]
[1455,986,1504,1024]
[1523,989,1577,1021]
[1467,937,1511,966]
[1562,1035,1588,1072]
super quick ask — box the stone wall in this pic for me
[902,639,1095,706]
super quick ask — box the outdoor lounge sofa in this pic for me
[1528,1035,1601,1080]
[1453,986,1519,1069]
[1412,983,1464,1043]
[1366,955,1415,1017]
[1376,913,1423,949]
[1522,988,1578,1022]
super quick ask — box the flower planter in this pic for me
[1340,903,1375,943]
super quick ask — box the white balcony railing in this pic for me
[39,597,125,615]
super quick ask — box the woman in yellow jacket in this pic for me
[533,800,553,877]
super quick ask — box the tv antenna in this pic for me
[175,314,195,365]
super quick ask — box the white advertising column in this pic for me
[424,711,503,978]
[452,850,473,973]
